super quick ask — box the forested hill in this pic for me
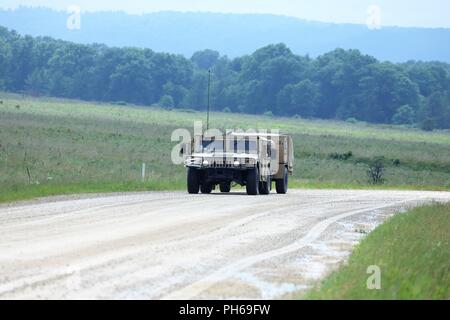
[0,26,449,130]
[1,8,450,63]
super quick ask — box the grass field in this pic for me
[1,92,450,202]
[305,203,450,300]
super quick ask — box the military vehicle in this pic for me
[184,132,294,195]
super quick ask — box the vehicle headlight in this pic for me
[233,160,240,167]
[202,160,209,166]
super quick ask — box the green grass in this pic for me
[0,180,185,204]
[305,203,450,300]
[0,92,449,203]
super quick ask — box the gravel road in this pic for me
[0,189,449,300]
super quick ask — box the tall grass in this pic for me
[305,203,450,300]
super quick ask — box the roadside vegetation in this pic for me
[0,93,449,203]
[305,203,450,300]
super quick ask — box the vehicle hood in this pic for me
[190,153,258,160]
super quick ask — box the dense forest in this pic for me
[1,26,449,130]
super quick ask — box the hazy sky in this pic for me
[1,0,449,28]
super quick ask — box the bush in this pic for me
[159,95,174,109]
[112,101,128,106]
[222,107,231,113]
[264,111,274,117]
[421,118,436,131]
[346,118,358,124]
[367,157,385,185]
[329,151,353,161]
[178,108,197,113]
[237,105,246,113]
[392,105,415,125]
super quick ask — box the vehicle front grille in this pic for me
[210,162,234,168]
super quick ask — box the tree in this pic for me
[421,118,437,131]
[356,63,420,123]
[277,80,320,117]
[290,80,320,118]
[219,85,242,113]
[392,105,415,125]
[314,49,377,119]
[150,52,193,99]
[8,35,35,91]
[184,71,208,109]
[191,50,220,70]
[25,69,50,94]
[242,80,266,114]
[1,26,450,127]
[403,62,450,97]
[108,50,154,105]
[239,44,308,114]
[159,95,174,108]
[427,91,450,129]
[0,37,10,89]
[163,81,188,107]
[367,157,385,185]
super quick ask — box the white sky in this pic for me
[1,0,449,28]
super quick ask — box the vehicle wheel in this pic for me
[220,183,231,193]
[259,175,271,195]
[275,167,288,194]
[187,168,200,194]
[201,183,213,194]
[246,168,259,196]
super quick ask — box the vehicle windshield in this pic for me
[201,138,257,154]
[202,139,224,153]
[233,139,257,154]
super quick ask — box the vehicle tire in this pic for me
[259,175,271,195]
[275,167,288,194]
[187,168,200,194]
[246,168,259,196]
[220,183,231,193]
[201,183,213,194]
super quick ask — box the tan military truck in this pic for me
[184,132,294,195]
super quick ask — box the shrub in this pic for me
[367,157,385,185]
[222,107,231,113]
[178,108,196,113]
[264,111,274,117]
[112,101,128,106]
[159,95,174,109]
[392,105,415,125]
[346,118,358,124]
[330,151,353,161]
[421,118,436,132]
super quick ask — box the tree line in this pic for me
[1,26,449,130]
